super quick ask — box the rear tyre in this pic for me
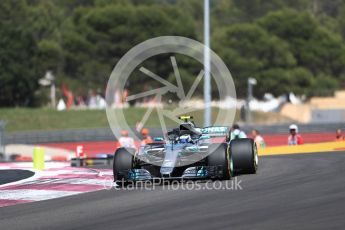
[230,138,258,174]
[207,143,233,180]
[113,147,134,181]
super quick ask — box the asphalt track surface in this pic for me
[0,170,34,185]
[1,152,345,230]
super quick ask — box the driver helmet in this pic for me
[179,134,191,144]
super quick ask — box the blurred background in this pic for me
[1,0,345,160]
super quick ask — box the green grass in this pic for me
[0,108,109,132]
[0,108,293,132]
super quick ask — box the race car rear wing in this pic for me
[201,126,229,138]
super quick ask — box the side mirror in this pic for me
[154,137,164,142]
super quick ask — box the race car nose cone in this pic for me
[160,167,174,176]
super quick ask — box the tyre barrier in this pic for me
[71,156,113,167]
[7,154,69,162]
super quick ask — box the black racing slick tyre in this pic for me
[230,138,258,174]
[113,147,134,181]
[207,143,233,180]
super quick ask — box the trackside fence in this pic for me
[3,122,345,145]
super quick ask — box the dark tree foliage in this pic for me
[1,0,345,106]
[0,0,40,106]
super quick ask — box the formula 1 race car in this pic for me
[113,116,258,182]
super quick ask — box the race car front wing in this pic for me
[116,166,226,181]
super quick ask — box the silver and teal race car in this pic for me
[113,116,258,183]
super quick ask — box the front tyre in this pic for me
[207,143,233,180]
[113,147,135,181]
[230,138,258,174]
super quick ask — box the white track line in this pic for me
[0,189,81,201]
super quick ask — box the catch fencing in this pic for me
[3,122,345,145]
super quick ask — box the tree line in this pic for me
[1,0,345,106]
